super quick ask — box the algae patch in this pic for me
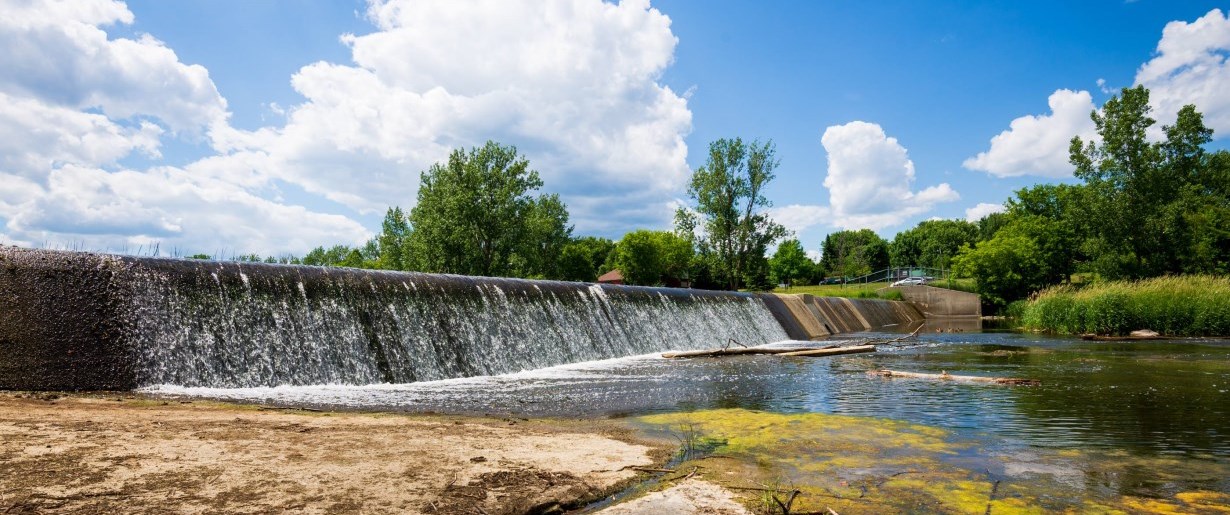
[636,409,1229,514]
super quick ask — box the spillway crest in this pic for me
[0,248,788,389]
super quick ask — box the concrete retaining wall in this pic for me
[886,285,982,317]
[758,293,925,341]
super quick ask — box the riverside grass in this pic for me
[1021,275,1230,336]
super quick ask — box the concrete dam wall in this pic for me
[0,247,922,391]
[758,293,925,341]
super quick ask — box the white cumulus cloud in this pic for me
[0,0,693,254]
[820,121,959,230]
[217,0,692,232]
[962,89,1098,178]
[0,0,228,134]
[964,202,1006,222]
[1135,8,1230,138]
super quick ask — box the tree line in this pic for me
[213,86,1230,307]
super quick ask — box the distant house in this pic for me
[597,269,624,285]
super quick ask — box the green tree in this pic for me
[769,239,813,289]
[952,231,1047,308]
[302,245,355,267]
[888,219,978,269]
[1069,86,1219,278]
[558,236,615,282]
[611,230,694,286]
[376,207,411,270]
[676,138,788,290]
[819,229,889,279]
[405,141,572,278]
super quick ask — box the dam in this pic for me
[0,247,923,391]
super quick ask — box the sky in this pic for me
[1,0,1228,259]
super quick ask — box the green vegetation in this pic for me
[1021,275,1230,336]
[889,219,977,270]
[402,141,572,278]
[767,238,813,289]
[674,138,788,291]
[605,229,693,286]
[953,86,1230,311]
[819,229,888,279]
[776,282,900,300]
[174,87,1227,318]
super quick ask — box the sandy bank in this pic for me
[0,394,673,514]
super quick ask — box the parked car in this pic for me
[891,277,926,287]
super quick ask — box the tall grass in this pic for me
[1020,275,1230,336]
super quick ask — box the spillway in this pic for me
[0,247,787,390]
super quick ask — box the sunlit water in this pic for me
[147,330,1230,504]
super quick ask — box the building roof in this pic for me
[597,269,623,283]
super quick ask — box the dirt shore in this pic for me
[0,393,675,514]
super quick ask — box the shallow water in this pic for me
[150,330,1230,506]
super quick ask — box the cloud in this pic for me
[1135,8,1230,138]
[765,122,958,234]
[963,89,1098,178]
[0,91,163,180]
[964,202,1006,222]
[767,204,831,236]
[2,164,370,255]
[820,121,959,230]
[217,0,692,231]
[0,0,228,134]
[0,0,692,254]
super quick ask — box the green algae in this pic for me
[636,408,1230,514]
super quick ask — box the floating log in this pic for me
[779,345,876,357]
[1079,334,1165,341]
[662,346,827,358]
[870,369,1040,386]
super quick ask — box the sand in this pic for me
[0,394,670,514]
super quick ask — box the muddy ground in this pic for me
[0,393,677,514]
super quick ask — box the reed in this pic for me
[1020,275,1230,336]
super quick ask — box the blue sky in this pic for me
[1,0,1227,257]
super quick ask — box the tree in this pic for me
[1069,86,1219,278]
[376,207,411,270]
[302,245,356,267]
[610,230,694,286]
[558,236,615,282]
[819,229,889,279]
[888,219,978,270]
[676,138,788,290]
[952,231,1047,308]
[405,141,573,278]
[769,239,813,289]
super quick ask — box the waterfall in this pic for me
[112,256,788,388]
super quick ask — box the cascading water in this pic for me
[116,257,787,388]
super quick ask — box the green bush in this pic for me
[1020,275,1230,336]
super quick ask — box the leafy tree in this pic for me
[819,229,889,279]
[376,207,412,270]
[975,211,1012,242]
[1069,86,1219,278]
[610,230,694,286]
[888,219,978,269]
[514,194,572,279]
[301,245,356,267]
[769,239,813,289]
[558,236,616,282]
[405,141,572,278]
[676,138,788,290]
[952,231,1047,308]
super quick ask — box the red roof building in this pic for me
[597,269,624,284]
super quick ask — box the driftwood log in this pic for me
[870,369,1040,386]
[662,344,875,359]
[1079,334,1165,341]
[662,347,812,358]
[778,345,877,357]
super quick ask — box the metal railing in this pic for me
[842,266,950,285]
